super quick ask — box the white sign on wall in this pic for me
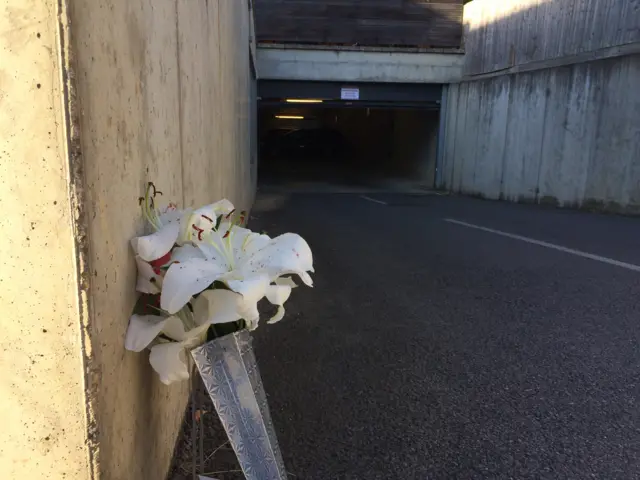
[340,87,360,100]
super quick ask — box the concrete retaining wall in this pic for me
[0,0,90,477]
[463,0,640,76]
[442,55,640,211]
[257,47,464,84]
[0,0,256,478]
[441,0,640,212]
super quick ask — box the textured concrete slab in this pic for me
[257,48,464,84]
[2,0,256,478]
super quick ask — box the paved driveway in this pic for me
[250,193,640,479]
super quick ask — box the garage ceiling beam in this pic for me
[259,80,443,104]
[257,47,464,84]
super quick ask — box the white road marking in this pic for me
[444,218,640,273]
[360,195,388,205]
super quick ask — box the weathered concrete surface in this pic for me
[0,0,90,478]
[1,0,256,478]
[257,47,464,83]
[463,0,640,76]
[441,0,640,212]
[442,54,640,212]
[68,0,256,477]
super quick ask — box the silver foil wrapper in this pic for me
[191,330,287,480]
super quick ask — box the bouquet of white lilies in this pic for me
[125,183,314,384]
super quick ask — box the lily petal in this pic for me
[275,276,298,288]
[171,244,205,263]
[196,199,235,219]
[192,289,243,326]
[135,256,161,294]
[265,284,291,325]
[125,314,171,352]
[225,274,270,304]
[265,284,292,306]
[181,324,212,348]
[197,241,232,270]
[162,315,210,346]
[149,342,190,385]
[131,222,180,262]
[240,302,260,326]
[238,231,271,259]
[160,315,189,341]
[161,259,228,314]
[240,233,314,285]
[157,204,185,225]
[225,274,269,330]
[295,270,314,287]
[187,200,236,237]
[226,274,270,328]
[245,315,260,331]
[267,305,286,324]
[226,225,253,259]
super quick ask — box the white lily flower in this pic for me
[146,319,213,385]
[265,283,293,324]
[125,310,216,385]
[131,222,181,262]
[160,219,314,323]
[128,189,315,384]
[146,288,254,385]
[149,342,190,385]
[125,314,177,352]
[131,183,234,262]
[192,289,245,326]
[191,200,235,231]
[126,280,260,384]
[125,308,209,353]
[275,276,298,288]
[170,244,206,263]
[134,256,162,294]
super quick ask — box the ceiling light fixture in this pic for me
[285,99,324,104]
[275,115,304,120]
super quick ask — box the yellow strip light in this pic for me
[285,99,324,104]
[275,115,304,120]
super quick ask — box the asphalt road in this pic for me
[249,193,640,480]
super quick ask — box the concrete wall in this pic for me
[257,47,464,84]
[0,0,90,478]
[1,0,256,478]
[464,0,640,76]
[441,0,640,212]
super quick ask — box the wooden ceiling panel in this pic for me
[254,1,464,49]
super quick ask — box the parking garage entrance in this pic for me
[258,80,443,189]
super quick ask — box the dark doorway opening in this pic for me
[258,81,442,189]
[259,106,440,187]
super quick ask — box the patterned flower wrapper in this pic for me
[191,330,287,480]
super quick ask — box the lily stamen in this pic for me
[192,224,205,241]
